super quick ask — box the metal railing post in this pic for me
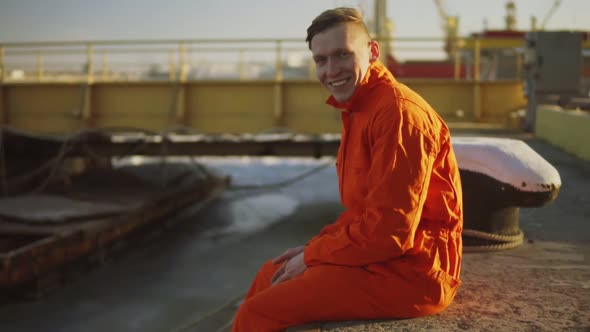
[179,41,187,82]
[239,49,246,81]
[275,40,283,81]
[473,38,481,82]
[101,51,109,81]
[473,38,482,120]
[87,43,94,83]
[274,40,284,126]
[453,40,461,81]
[0,46,4,82]
[169,51,176,81]
[37,51,44,82]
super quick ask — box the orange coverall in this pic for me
[232,61,463,332]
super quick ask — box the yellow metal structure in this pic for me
[0,79,525,134]
[462,36,590,50]
[0,36,551,135]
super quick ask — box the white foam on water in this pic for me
[200,193,299,238]
[113,156,338,237]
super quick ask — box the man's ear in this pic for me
[369,40,380,62]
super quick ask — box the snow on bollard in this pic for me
[453,137,561,251]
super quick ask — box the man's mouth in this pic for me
[329,78,349,88]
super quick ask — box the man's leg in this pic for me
[243,260,281,300]
[232,264,407,332]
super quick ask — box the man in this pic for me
[232,7,463,332]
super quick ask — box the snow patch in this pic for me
[453,137,561,192]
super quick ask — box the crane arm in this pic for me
[434,0,448,21]
[540,0,562,29]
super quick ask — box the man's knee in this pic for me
[233,298,275,332]
[256,260,280,282]
[261,260,278,273]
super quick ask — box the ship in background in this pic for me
[361,0,590,112]
[367,0,589,83]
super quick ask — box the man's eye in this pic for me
[338,52,350,58]
[315,58,326,64]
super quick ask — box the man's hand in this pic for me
[272,246,305,265]
[271,252,307,286]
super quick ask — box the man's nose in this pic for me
[326,58,340,77]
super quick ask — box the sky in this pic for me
[0,0,589,43]
[0,0,588,75]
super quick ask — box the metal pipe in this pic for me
[169,51,176,81]
[275,40,282,81]
[239,50,246,81]
[454,48,461,81]
[5,47,312,55]
[0,38,305,47]
[37,51,44,82]
[473,38,481,82]
[0,46,4,82]
[0,36,445,49]
[101,52,109,81]
[1,36,485,83]
[87,43,94,83]
[179,42,187,82]
[473,38,482,120]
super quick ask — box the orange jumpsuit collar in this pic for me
[325,60,395,111]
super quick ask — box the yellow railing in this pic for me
[0,36,511,83]
[0,38,310,83]
[0,36,540,134]
[2,35,589,84]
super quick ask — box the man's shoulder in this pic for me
[369,79,432,113]
[371,80,450,143]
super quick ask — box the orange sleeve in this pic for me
[304,114,437,267]
[306,211,351,243]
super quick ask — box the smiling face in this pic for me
[310,22,379,103]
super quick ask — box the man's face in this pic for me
[310,23,378,103]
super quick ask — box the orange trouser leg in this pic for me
[242,260,279,301]
[232,260,438,332]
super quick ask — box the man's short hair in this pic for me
[306,7,370,49]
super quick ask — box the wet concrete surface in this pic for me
[0,135,589,332]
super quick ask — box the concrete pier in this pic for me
[0,133,588,332]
